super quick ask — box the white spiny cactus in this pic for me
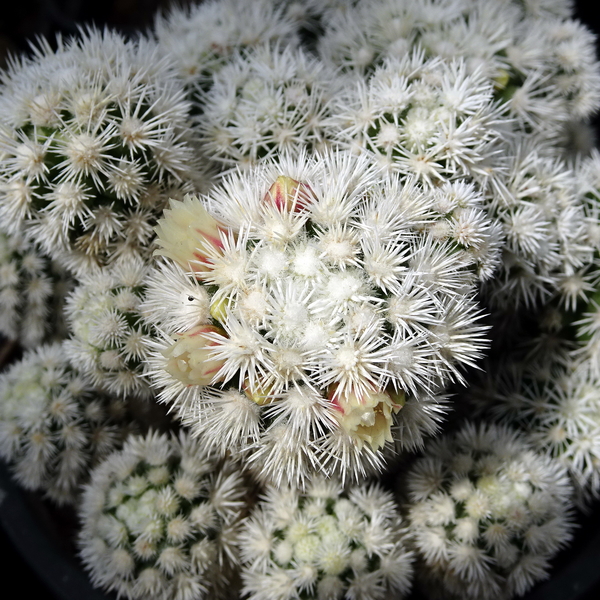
[239,476,414,600]
[142,149,494,487]
[0,342,130,505]
[64,255,155,399]
[324,50,510,187]
[0,2,599,600]
[78,429,248,600]
[0,231,70,347]
[153,0,301,92]
[0,27,206,276]
[405,421,574,600]
[198,42,341,169]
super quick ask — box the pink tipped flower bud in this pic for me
[154,194,226,273]
[263,175,311,212]
[162,324,227,386]
[329,385,404,452]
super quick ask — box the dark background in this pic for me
[1,1,600,599]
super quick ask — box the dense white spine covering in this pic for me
[0,342,129,505]
[239,476,414,600]
[0,28,205,276]
[0,231,70,347]
[198,43,342,169]
[318,0,600,141]
[324,51,510,187]
[64,256,155,399]
[153,0,301,91]
[78,429,247,600]
[142,149,494,486]
[405,422,574,600]
[482,142,595,309]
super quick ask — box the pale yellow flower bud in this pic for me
[493,69,511,92]
[154,195,225,272]
[162,324,226,386]
[243,378,276,406]
[209,294,231,324]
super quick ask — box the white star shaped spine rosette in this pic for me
[143,149,498,487]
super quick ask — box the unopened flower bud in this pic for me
[155,195,225,272]
[243,378,276,406]
[209,294,231,324]
[493,69,511,92]
[162,324,226,386]
[263,175,311,212]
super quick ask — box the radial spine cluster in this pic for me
[325,51,509,186]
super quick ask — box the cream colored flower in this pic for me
[333,386,405,451]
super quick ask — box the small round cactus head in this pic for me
[78,428,248,600]
[239,475,414,600]
[0,27,206,276]
[0,342,130,505]
[64,255,154,400]
[404,421,574,600]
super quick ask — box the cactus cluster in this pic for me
[1,1,600,600]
